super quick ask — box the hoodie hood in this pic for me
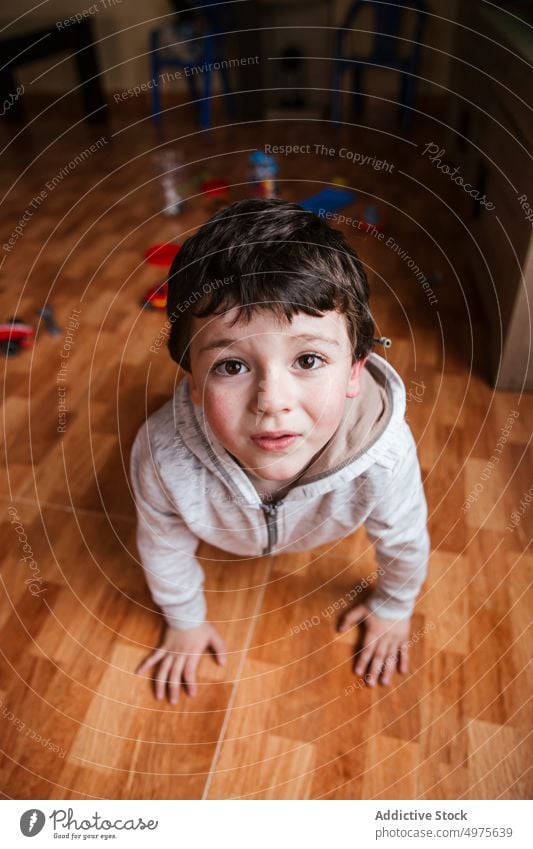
[173,352,406,505]
[291,360,389,483]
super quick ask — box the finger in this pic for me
[136,648,167,675]
[183,656,200,697]
[209,631,228,666]
[399,642,409,674]
[365,651,387,687]
[380,647,398,686]
[168,657,186,705]
[354,643,374,677]
[154,655,174,701]
[339,604,369,632]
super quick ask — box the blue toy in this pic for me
[36,305,62,336]
[249,151,279,178]
[299,186,357,214]
[249,151,279,199]
[361,204,384,232]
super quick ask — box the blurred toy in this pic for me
[36,304,62,335]
[161,175,182,215]
[300,186,356,214]
[249,151,279,199]
[201,178,230,210]
[151,149,183,216]
[144,243,181,267]
[142,281,168,311]
[190,170,212,188]
[141,243,181,310]
[0,318,35,356]
[360,204,384,232]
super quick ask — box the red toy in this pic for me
[144,243,181,267]
[142,281,168,311]
[0,318,35,356]
[201,178,230,209]
[201,178,229,198]
[141,243,181,310]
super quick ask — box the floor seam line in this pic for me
[201,556,275,800]
[0,494,135,523]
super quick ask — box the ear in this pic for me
[345,357,367,398]
[187,370,202,406]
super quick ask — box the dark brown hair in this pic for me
[167,197,374,372]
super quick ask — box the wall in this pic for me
[1,0,459,100]
[1,0,169,94]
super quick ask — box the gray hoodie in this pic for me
[129,352,430,630]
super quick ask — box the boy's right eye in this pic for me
[212,359,249,376]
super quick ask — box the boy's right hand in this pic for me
[136,622,227,704]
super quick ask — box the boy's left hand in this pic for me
[338,603,411,687]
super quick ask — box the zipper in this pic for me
[261,500,282,555]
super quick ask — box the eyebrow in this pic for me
[198,333,342,354]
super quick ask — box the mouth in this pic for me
[251,431,300,452]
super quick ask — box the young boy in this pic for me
[130,198,430,704]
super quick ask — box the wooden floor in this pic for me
[0,97,531,799]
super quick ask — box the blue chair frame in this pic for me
[149,1,235,130]
[331,0,428,131]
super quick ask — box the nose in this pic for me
[252,368,292,421]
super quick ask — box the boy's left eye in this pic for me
[213,359,249,376]
[295,353,327,370]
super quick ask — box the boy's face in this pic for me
[187,307,366,482]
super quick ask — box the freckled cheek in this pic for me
[310,402,345,436]
[203,386,248,442]
[304,380,347,433]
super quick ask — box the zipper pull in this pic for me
[261,500,280,552]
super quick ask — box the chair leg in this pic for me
[351,66,364,118]
[399,71,414,132]
[200,68,211,129]
[219,65,235,119]
[186,73,199,111]
[331,65,343,123]
[151,61,161,123]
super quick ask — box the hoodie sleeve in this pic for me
[129,422,207,630]
[363,423,430,620]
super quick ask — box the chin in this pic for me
[251,459,302,480]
